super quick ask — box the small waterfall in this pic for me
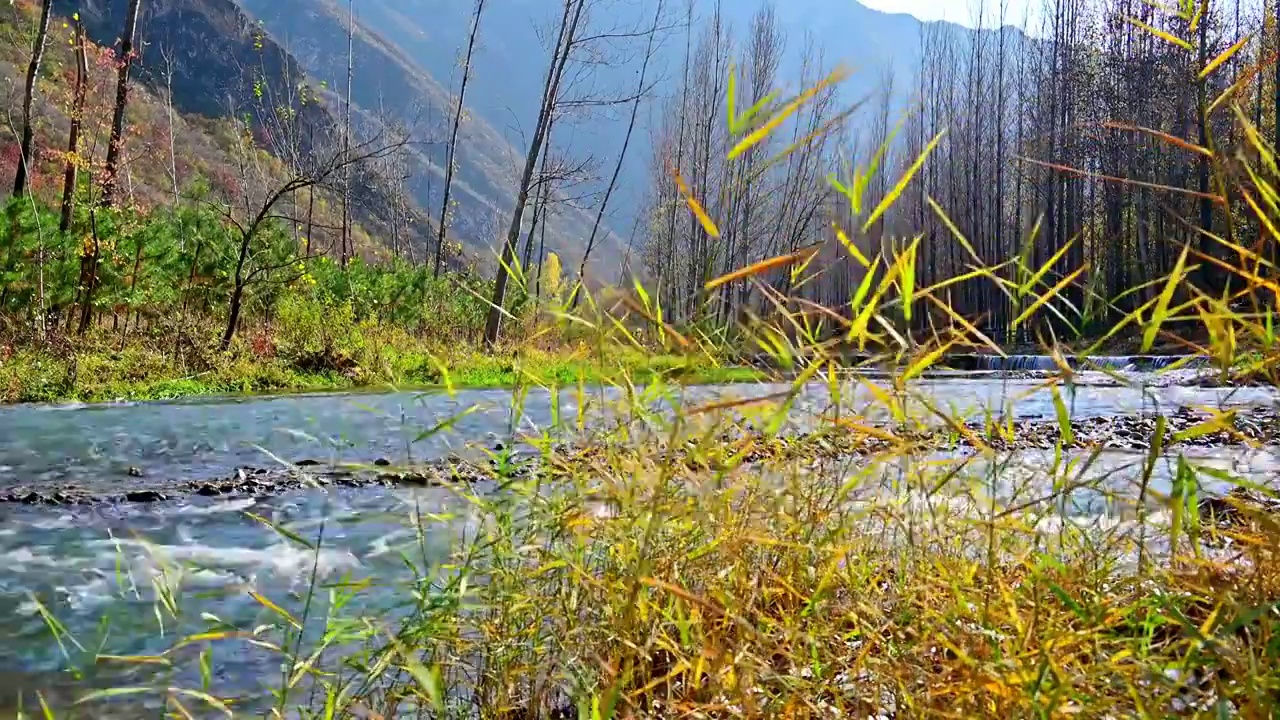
[955,354,1201,372]
[972,355,1059,371]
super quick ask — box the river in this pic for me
[0,369,1276,713]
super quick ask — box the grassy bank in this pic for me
[0,333,760,403]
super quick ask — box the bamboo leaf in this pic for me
[862,130,945,233]
[704,247,818,291]
[1200,35,1249,79]
[674,171,720,238]
[1125,16,1193,51]
[728,66,850,160]
[1143,243,1190,352]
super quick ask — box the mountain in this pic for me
[42,0,999,278]
[233,0,631,273]
[246,0,983,267]
[46,0,436,264]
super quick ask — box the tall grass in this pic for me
[15,4,1280,718]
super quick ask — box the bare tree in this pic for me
[341,0,355,267]
[435,0,487,278]
[59,17,89,235]
[100,0,142,208]
[218,127,405,350]
[13,0,53,199]
[483,0,586,347]
[568,0,667,309]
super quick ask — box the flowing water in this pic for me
[0,369,1277,712]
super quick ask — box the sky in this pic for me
[859,0,1037,29]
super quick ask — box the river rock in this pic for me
[125,490,166,503]
[1199,486,1280,528]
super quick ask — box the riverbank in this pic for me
[0,335,762,404]
[7,396,1278,718]
[7,400,1279,505]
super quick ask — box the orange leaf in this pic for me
[674,171,720,239]
[704,247,819,291]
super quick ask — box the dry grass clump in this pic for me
[319,411,1278,719]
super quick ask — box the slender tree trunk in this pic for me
[341,0,355,267]
[305,122,315,253]
[436,0,486,277]
[533,172,552,305]
[663,0,694,318]
[76,209,101,334]
[101,0,142,208]
[523,125,553,272]
[164,50,180,210]
[1196,2,1214,291]
[1274,0,1280,148]
[59,20,88,235]
[14,0,54,199]
[220,234,253,351]
[483,0,584,348]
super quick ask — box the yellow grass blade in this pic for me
[1209,51,1276,114]
[902,339,955,383]
[1200,35,1249,78]
[862,130,945,233]
[1013,264,1088,329]
[1125,16,1193,51]
[1020,238,1076,299]
[836,226,871,267]
[1234,104,1280,176]
[927,196,983,265]
[830,417,904,443]
[728,66,850,160]
[674,171,720,239]
[249,589,301,629]
[898,235,921,321]
[1142,243,1190,352]
[848,257,882,320]
[1050,385,1074,446]
[925,293,1005,357]
[920,262,1009,297]
[1015,156,1222,203]
[1172,409,1236,443]
[1102,122,1211,157]
[704,247,818,292]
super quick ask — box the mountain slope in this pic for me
[269,0,985,266]
[48,0,439,264]
[234,0,630,273]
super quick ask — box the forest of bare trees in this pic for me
[639,0,1277,347]
[4,0,1274,352]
